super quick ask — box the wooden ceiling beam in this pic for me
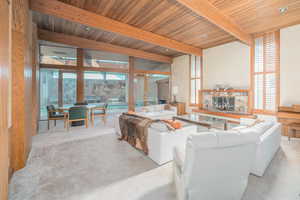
[175,0,253,45]
[31,0,202,56]
[38,29,173,64]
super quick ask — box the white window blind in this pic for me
[190,55,202,105]
[253,32,279,113]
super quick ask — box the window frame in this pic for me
[251,31,280,115]
[189,55,203,106]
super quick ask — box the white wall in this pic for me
[203,41,250,89]
[171,55,190,103]
[171,42,250,108]
[280,24,300,106]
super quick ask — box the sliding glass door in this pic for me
[84,71,128,110]
[40,69,59,120]
[62,72,77,107]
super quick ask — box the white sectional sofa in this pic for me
[238,118,282,176]
[174,118,281,177]
[148,123,208,165]
[172,119,281,200]
[173,130,258,200]
[116,106,281,176]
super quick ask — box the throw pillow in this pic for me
[164,104,171,110]
[163,120,182,129]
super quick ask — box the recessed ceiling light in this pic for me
[279,7,288,14]
[200,33,208,38]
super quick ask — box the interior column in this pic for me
[76,48,84,102]
[128,56,135,111]
[11,0,35,171]
[58,71,63,107]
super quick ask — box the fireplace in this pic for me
[212,96,235,111]
[200,89,249,114]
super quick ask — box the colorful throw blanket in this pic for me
[118,113,174,155]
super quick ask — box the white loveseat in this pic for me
[173,130,258,200]
[114,104,177,136]
[135,104,177,120]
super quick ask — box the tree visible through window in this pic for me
[253,31,279,114]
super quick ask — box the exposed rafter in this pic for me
[31,0,203,56]
[38,29,173,64]
[175,0,253,45]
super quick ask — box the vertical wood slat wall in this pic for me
[0,0,10,199]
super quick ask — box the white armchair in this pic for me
[173,130,258,200]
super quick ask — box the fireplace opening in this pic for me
[212,96,235,111]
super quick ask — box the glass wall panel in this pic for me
[84,71,128,110]
[40,69,59,120]
[134,58,171,72]
[134,74,170,107]
[40,45,77,66]
[84,50,128,69]
[62,72,77,106]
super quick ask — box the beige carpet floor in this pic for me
[9,116,300,200]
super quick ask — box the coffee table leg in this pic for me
[224,120,228,130]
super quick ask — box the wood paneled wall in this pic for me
[10,0,36,171]
[0,0,10,199]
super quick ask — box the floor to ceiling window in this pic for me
[134,74,170,106]
[252,31,280,114]
[190,55,202,105]
[134,58,171,106]
[39,42,172,119]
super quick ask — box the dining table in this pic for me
[57,104,104,126]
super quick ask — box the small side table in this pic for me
[170,102,186,115]
[288,123,300,141]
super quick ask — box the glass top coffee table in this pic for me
[173,113,240,130]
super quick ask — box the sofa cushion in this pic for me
[233,120,275,137]
[218,131,258,147]
[188,129,258,149]
[252,121,274,136]
[187,132,218,149]
[150,122,170,132]
[150,123,197,133]
[240,118,256,126]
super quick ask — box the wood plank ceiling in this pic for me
[33,0,300,57]
[209,0,300,35]
[32,0,235,57]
